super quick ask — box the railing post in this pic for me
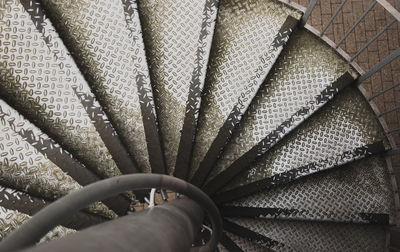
[356,48,400,85]
[336,1,377,48]
[300,0,318,26]
[320,0,348,36]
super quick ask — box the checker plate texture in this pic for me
[0,0,122,179]
[0,185,46,216]
[189,0,301,179]
[228,217,386,251]
[220,231,267,252]
[40,0,159,173]
[0,206,74,242]
[138,0,219,174]
[0,100,116,219]
[227,156,396,224]
[206,29,357,182]
[0,100,80,200]
[222,87,388,191]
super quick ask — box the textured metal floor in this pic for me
[0,0,397,250]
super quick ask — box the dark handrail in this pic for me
[0,174,222,252]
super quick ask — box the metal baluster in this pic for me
[387,127,400,134]
[320,0,348,37]
[336,1,377,48]
[351,18,396,62]
[301,0,318,26]
[379,105,400,117]
[368,82,400,101]
[356,48,400,84]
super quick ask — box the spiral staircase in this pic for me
[0,0,399,251]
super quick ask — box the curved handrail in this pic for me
[0,174,222,252]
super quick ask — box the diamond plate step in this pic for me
[223,219,290,251]
[0,99,131,215]
[0,206,74,242]
[218,231,269,252]
[226,217,387,251]
[0,185,107,230]
[38,0,165,174]
[0,99,118,219]
[0,0,137,180]
[220,155,396,225]
[189,0,302,183]
[201,28,357,188]
[137,0,219,176]
[211,86,388,199]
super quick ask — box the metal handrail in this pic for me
[0,174,223,252]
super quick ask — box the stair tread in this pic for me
[227,217,387,252]
[138,0,219,175]
[0,99,117,219]
[212,86,388,199]
[0,206,74,242]
[221,155,396,224]
[39,0,165,174]
[0,185,108,230]
[0,0,134,179]
[219,231,267,252]
[204,28,357,186]
[0,100,81,200]
[0,99,132,215]
[190,0,301,183]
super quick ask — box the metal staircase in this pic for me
[0,0,399,251]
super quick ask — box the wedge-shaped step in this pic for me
[218,231,267,252]
[0,185,106,230]
[189,0,302,182]
[0,99,130,215]
[0,100,117,219]
[198,28,357,187]
[0,206,74,242]
[39,0,164,174]
[211,87,388,199]
[226,217,387,251]
[0,0,136,180]
[223,219,292,251]
[221,155,396,224]
[138,0,219,175]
